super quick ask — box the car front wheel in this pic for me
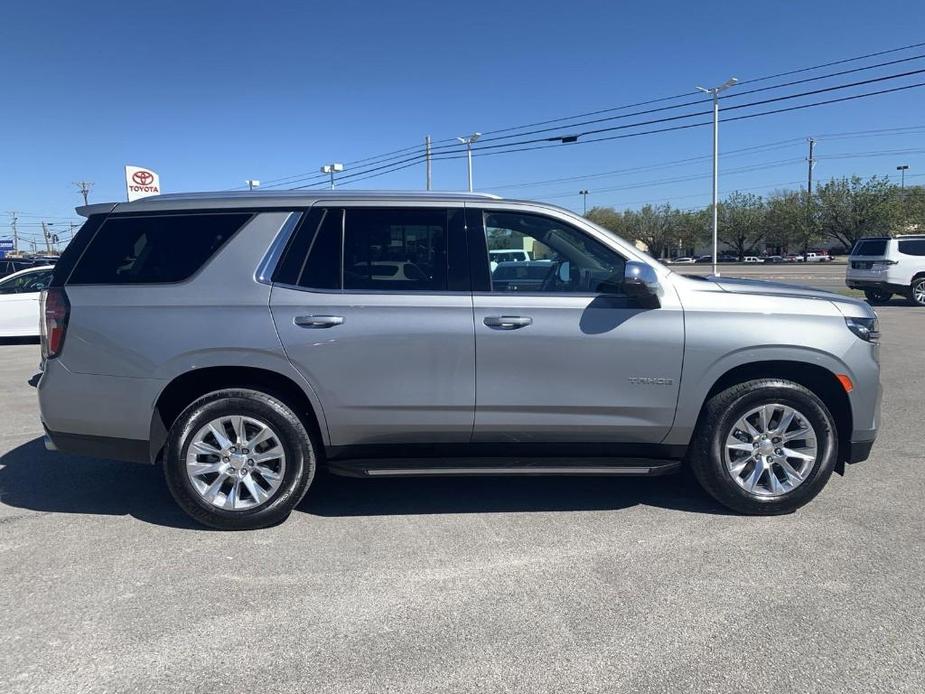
[688,379,838,515]
[164,389,316,530]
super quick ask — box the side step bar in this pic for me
[327,458,681,478]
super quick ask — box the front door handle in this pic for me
[483,315,533,330]
[294,315,344,329]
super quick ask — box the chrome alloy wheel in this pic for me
[723,404,818,497]
[913,279,925,305]
[185,415,287,510]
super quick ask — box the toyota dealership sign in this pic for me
[125,165,161,201]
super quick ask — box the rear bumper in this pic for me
[43,426,151,464]
[845,279,907,293]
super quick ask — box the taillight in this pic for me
[41,287,70,359]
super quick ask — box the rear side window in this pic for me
[280,207,459,292]
[898,238,925,256]
[851,239,888,256]
[68,213,251,285]
[342,208,447,291]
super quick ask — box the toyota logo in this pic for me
[132,170,154,186]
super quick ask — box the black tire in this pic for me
[863,288,892,305]
[688,379,838,515]
[908,277,925,307]
[164,389,317,530]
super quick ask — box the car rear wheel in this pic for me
[909,277,925,307]
[688,379,838,515]
[164,389,316,530]
[864,288,892,305]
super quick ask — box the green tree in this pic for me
[814,175,901,249]
[718,192,767,260]
[765,189,818,255]
[623,203,675,258]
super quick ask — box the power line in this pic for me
[296,79,925,188]
[261,42,925,188]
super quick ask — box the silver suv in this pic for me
[38,192,881,529]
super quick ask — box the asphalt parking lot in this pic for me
[1,267,923,693]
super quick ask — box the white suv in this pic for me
[846,235,925,306]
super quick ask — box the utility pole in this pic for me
[41,221,53,254]
[579,189,589,215]
[7,211,18,254]
[696,77,738,276]
[425,136,432,191]
[806,138,816,261]
[74,181,94,206]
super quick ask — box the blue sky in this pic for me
[2,0,924,247]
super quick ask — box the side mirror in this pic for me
[557,261,571,283]
[623,261,660,297]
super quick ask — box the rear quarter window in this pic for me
[851,239,888,256]
[898,238,925,256]
[67,212,252,285]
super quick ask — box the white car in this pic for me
[489,249,531,264]
[670,257,696,264]
[0,265,55,337]
[743,256,765,263]
[846,235,925,306]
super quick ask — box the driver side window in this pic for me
[483,212,626,294]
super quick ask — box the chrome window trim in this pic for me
[255,211,304,285]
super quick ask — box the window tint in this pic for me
[273,208,325,286]
[68,213,251,285]
[851,239,888,256]
[898,238,925,256]
[299,209,343,290]
[483,212,625,294]
[341,208,447,291]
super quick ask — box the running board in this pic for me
[327,458,681,478]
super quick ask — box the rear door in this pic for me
[270,204,476,446]
[468,207,684,444]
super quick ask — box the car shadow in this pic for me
[0,437,732,528]
[0,437,201,530]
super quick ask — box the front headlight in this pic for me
[845,316,880,342]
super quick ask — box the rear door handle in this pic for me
[483,315,533,330]
[294,315,344,329]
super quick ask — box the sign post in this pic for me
[124,165,161,201]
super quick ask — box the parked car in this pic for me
[846,234,925,306]
[0,258,38,278]
[695,255,713,264]
[489,249,531,264]
[39,191,880,529]
[0,265,54,337]
[804,252,833,263]
[766,256,785,264]
[669,257,696,264]
[490,260,554,292]
[743,256,765,264]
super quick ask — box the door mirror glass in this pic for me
[623,261,659,296]
[557,261,571,283]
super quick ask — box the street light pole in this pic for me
[456,133,481,192]
[245,179,260,191]
[697,77,737,277]
[897,164,909,190]
[579,189,589,215]
[320,163,344,190]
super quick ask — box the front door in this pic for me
[468,208,684,444]
[271,205,475,446]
